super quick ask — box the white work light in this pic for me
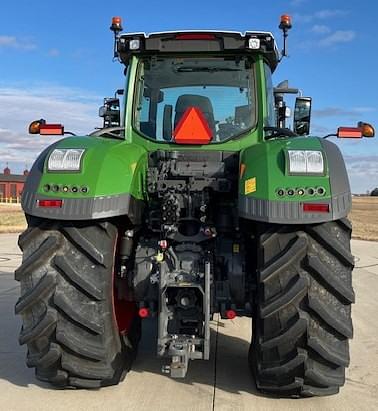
[129,39,140,50]
[248,38,260,49]
[47,149,85,171]
[287,150,324,174]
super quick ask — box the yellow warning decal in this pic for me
[233,244,240,253]
[245,177,256,194]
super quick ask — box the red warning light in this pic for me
[39,124,64,135]
[175,33,216,40]
[226,309,237,320]
[337,127,363,139]
[37,199,63,208]
[173,107,213,145]
[303,203,330,213]
[138,307,150,318]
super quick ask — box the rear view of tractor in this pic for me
[15,15,375,396]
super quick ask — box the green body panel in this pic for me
[24,54,348,223]
[33,58,271,199]
[239,137,331,201]
[37,136,147,200]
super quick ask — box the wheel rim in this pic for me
[112,233,137,335]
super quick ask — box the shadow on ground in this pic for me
[0,298,264,397]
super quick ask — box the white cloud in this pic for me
[290,0,307,6]
[0,35,36,50]
[311,24,331,34]
[344,155,378,193]
[313,106,374,118]
[294,9,348,23]
[319,30,356,47]
[0,85,102,172]
[314,9,348,19]
[48,48,60,57]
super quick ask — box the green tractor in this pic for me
[15,15,375,396]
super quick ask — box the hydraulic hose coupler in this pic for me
[119,229,134,260]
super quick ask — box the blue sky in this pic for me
[0,0,377,192]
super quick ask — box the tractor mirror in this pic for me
[99,97,121,127]
[293,97,312,135]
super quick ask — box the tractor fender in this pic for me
[238,137,351,224]
[21,136,147,223]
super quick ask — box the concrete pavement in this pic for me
[0,233,377,411]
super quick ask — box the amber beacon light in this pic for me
[110,16,123,33]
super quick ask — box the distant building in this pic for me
[0,166,29,203]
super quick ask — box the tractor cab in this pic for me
[110,24,281,145]
[133,54,256,144]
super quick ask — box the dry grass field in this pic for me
[0,204,26,233]
[0,197,377,240]
[349,196,378,241]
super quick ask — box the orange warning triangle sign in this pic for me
[173,107,213,144]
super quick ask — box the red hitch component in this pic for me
[226,309,237,320]
[37,199,63,208]
[138,307,150,318]
[173,107,213,144]
[303,203,330,213]
[158,240,168,250]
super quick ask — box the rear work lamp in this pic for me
[47,149,85,171]
[287,150,325,175]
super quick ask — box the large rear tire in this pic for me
[15,218,140,388]
[250,219,354,397]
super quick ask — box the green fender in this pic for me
[238,137,351,223]
[21,136,148,222]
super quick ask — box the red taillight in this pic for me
[39,124,64,135]
[37,199,63,208]
[226,309,237,320]
[337,127,363,138]
[175,33,216,40]
[303,203,330,213]
[138,307,150,318]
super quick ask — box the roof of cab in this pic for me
[117,30,280,71]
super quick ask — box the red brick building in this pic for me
[0,167,29,203]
